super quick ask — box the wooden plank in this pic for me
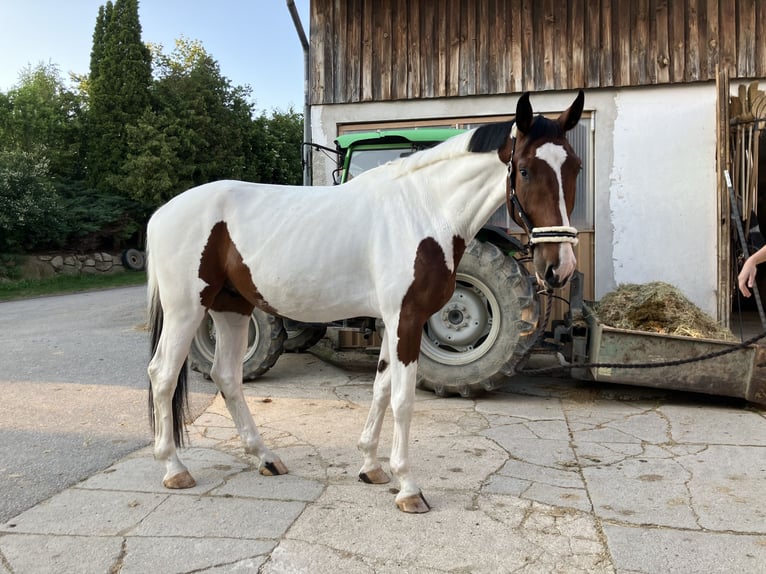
[651,0,670,84]
[719,0,736,73]
[391,0,409,100]
[541,0,555,90]
[599,0,613,86]
[521,0,537,91]
[668,0,685,82]
[553,0,570,89]
[705,0,720,82]
[757,0,766,76]
[447,0,461,97]
[407,0,421,99]
[310,0,327,104]
[737,0,756,77]
[361,0,374,101]
[585,0,600,86]
[333,0,347,103]
[509,0,523,92]
[614,0,631,86]
[631,0,649,85]
[570,0,585,89]
[420,0,436,98]
[685,0,701,81]
[477,0,491,94]
[488,0,504,94]
[458,0,477,96]
[346,0,362,102]
[373,0,393,101]
[437,0,450,97]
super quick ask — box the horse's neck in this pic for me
[418,154,507,240]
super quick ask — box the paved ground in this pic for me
[0,287,216,523]
[1,352,765,573]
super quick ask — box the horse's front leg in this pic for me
[209,310,287,476]
[357,329,392,485]
[387,319,431,513]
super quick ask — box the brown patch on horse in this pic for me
[198,221,280,316]
[397,236,466,366]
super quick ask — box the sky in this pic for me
[0,0,310,114]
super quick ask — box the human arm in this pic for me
[738,245,766,297]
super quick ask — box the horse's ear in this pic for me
[515,92,533,134]
[558,89,585,132]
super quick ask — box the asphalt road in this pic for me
[0,285,217,523]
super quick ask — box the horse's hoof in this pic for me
[259,459,289,476]
[163,470,196,489]
[359,468,391,485]
[395,491,431,513]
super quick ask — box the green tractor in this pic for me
[190,128,541,397]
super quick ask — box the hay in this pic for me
[594,282,734,341]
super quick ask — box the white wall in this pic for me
[606,85,718,315]
[310,83,720,316]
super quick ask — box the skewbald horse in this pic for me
[147,90,584,513]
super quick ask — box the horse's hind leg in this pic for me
[357,329,392,485]
[209,310,288,475]
[148,308,204,489]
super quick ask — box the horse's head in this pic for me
[502,90,584,290]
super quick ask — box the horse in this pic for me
[146,90,585,513]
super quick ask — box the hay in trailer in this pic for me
[594,282,735,341]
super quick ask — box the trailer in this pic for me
[553,273,766,406]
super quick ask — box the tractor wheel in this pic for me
[189,308,286,381]
[417,240,539,397]
[283,324,328,352]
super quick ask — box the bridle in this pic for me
[504,124,579,251]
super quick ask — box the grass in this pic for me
[0,271,147,302]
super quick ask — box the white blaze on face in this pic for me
[534,142,577,281]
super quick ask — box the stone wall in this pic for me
[19,252,130,280]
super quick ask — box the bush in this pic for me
[0,149,64,251]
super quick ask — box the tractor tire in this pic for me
[283,324,328,352]
[417,240,539,397]
[189,308,286,381]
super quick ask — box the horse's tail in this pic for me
[146,243,189,448]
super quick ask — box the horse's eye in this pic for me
[519,168,529,179]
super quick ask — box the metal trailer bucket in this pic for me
[568,302,766,406]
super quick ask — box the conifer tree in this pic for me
[86,0,151,192]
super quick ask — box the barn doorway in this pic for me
[727,80,766,338]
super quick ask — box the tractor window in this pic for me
[347,148,410,179]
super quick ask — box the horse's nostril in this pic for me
[544,266,567,290]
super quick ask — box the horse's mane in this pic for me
[349,115,571,184]
[467,121,514,153]
[353,125,508,182]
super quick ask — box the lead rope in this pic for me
[505,288,554,376]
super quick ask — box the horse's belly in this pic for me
[247,258,381,322]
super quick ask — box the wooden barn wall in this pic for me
[310,0,766,105]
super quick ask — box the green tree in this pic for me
[118,37,254,205]
[245,108,303,185]
[87,0,151,193]
[0,63,85,183]
[0,150,62,251]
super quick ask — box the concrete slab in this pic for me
[0,534,122,574]
[120,537,273,573]
[603,524,766,574]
